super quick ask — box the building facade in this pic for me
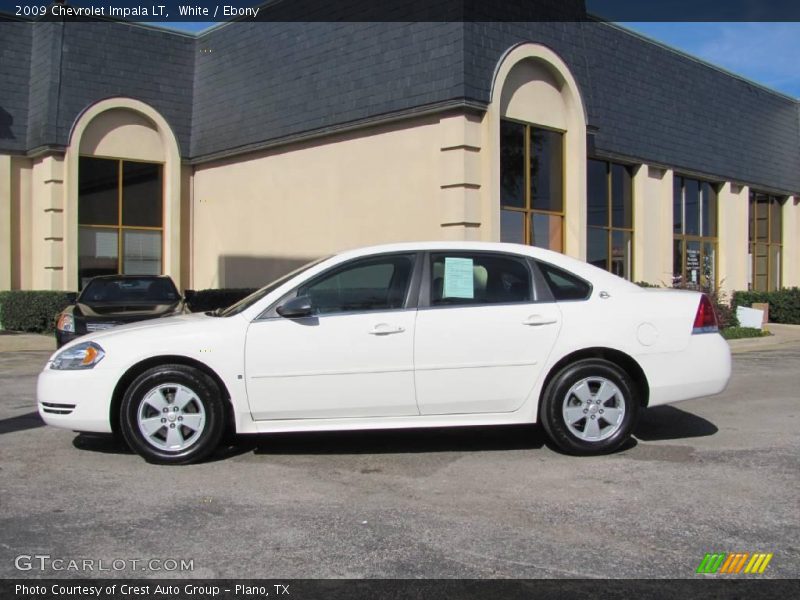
[1,4,799,295]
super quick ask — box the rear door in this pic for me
[413,251,562,415]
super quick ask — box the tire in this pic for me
[120,364,225,465]
[540,359,639,455]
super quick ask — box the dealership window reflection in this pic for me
[500,119,564,252]
[673,176,718,290]
[78,157,164,289]
[587,159,633,280]
[749,192,783,292]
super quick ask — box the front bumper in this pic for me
[37,365,119,433]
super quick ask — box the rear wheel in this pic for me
[120,365,225,465]
[540,359,639,455]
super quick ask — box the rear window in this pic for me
[537,262,591,301]
[80,277,179,303]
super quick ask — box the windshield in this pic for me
[80,277,180,303]
[219,257,330,317]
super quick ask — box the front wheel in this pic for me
[120,365,225,465]
[540,359,639,455]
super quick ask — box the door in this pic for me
[245,253,419,420]
[414,252,561,415]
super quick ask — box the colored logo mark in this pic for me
[696,552,773,574]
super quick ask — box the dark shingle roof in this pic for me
[0,7,797,194]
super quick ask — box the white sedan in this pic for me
[37,242,731,464]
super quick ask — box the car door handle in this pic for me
[522,315,558,326]
[368,323,406,335]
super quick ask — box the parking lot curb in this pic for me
[0,332,55,353]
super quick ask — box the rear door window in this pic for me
[428,253,532,306]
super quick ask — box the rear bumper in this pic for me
[37,366,117,433]
[640,333,732,407]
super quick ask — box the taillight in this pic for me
[692,294,719,334]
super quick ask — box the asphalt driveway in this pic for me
[0,344,797,579]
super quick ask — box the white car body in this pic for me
[37,242,731,458]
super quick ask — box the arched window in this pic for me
[66,99,181,291]
[491,44,587,257]
[500,119,564,252]
[78,157,164,288]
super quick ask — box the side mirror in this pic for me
[276,295,314,318]
[66,292,78,304]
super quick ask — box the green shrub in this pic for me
[0,291,73,334]
[184,288,258,313]
[732,288,800,325]
[721,326,770,340]
[707,287,739,330]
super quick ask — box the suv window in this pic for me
[537,261,591,301]
[298,254,415,315]
[429,253,531,306]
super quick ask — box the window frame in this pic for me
[78,155,165,289]
[586,159,634,280]
[417,251,547,309]
[500,118,566,252]
[532,259,593,302]
[672,175,719,290]
[749,191,784,292]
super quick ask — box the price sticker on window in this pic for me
[443,257,475,299]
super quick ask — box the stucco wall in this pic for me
[191,116,446,289]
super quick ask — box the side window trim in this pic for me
[528,258,555,304]
[533,259,593,302]
[418,250,539,309]
[256,252,423,320]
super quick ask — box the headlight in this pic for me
[50,342,105,370]
[56,313,75,333]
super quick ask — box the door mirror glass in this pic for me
[276,295,314,318]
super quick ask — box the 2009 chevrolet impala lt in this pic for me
[37,242,731,464]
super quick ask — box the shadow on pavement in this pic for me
[0,411,44,435]
[72,414,713,461]
[70,424,661,462]
[223,425,553,459]
[72,433,133,454]
[635,405,718,441]
[246,425,548,456]
[71,425,549,462]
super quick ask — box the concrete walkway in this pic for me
[727,323,800,354]
[1,324,799,355]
